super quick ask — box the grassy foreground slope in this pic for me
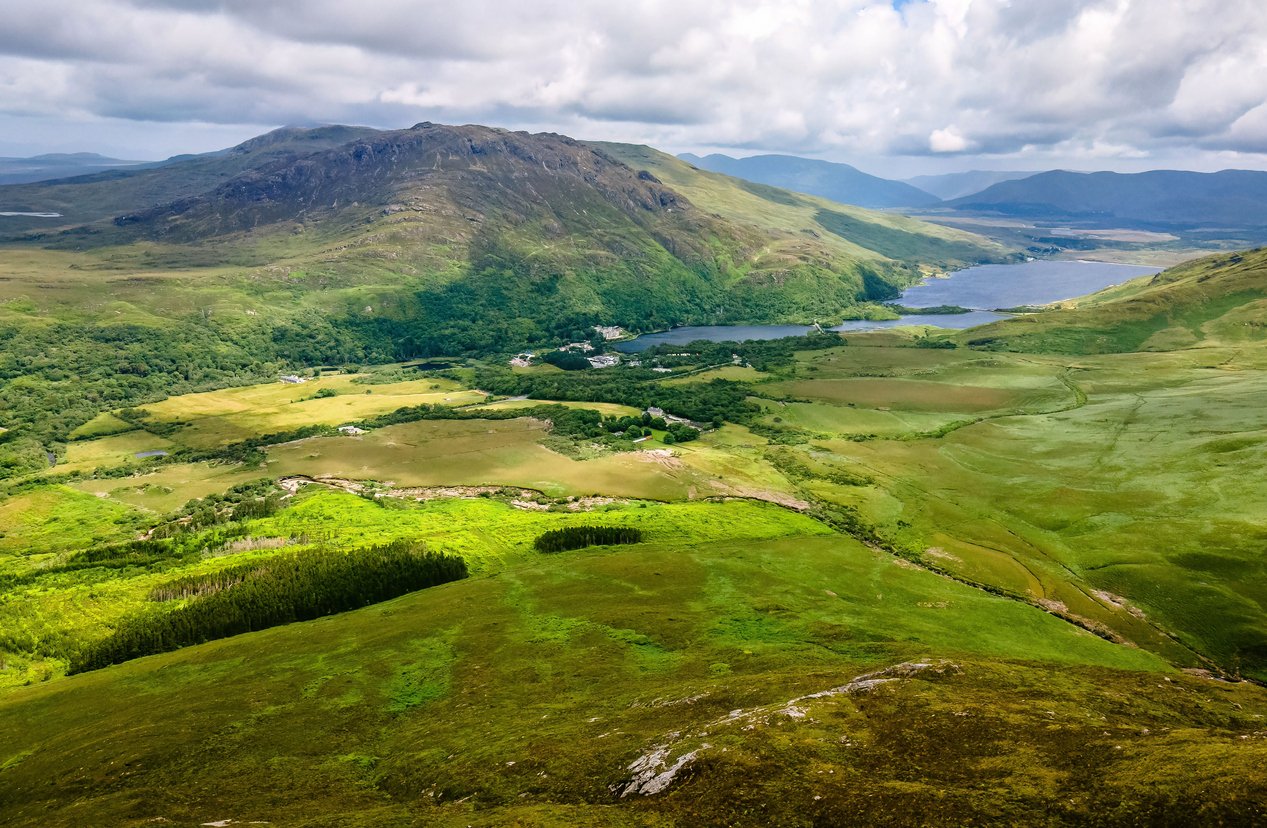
[10,530,1265,828]
[4,249,1267,822]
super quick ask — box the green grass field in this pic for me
[132,373,484,450]
[3,249,1267,823]
[0,491,825,690]
[10,530,1247,827]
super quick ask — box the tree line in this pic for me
[533,526,645,553]
[70,540,468,673]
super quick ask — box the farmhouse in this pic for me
[646,406,703,428]
[280,374,306,384]
[338,425,366,436]
[587,354,621,369]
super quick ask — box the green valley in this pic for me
[2,123,1267,825]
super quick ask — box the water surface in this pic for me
[902,259,1160,309]
[832,310,1006,332]
[617,259,1162,351]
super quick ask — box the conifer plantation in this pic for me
[71,542,467,672]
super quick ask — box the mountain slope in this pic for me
[600,143,1004,266]
[0,124,1010,457]
[679,152,941,208]
[961,246,1267,353]
[0,125,381,233]
[5,524,1265,826]
[948,169,1267,229]
[65,125,1011,332]
[905,169,1040,200]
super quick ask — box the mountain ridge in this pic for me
[948,168,1267,228]
[904,169,1040,200]
[678,152,940,208]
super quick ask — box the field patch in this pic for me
[0,486,138,566]
[68,462,277,514]
[267,418,719,500]
[769,377,1023,412]
[54,431,176,476]
[132,373,484,450]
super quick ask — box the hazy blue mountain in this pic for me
[678,152,940,208]
[947,169,1267,228]
[905,170,1040,200]
[0,152,147,185]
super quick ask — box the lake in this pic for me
[0,211,62,217]
[616,259,1162,351]
[900,259,1161,309]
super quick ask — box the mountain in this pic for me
[904,169,1040,200]
[0,124,381,232]
[678,152,941,208]
[947,169,1267,229]
[0,123,1009,454]
[35,123,1007,333]
[0,152,147,186]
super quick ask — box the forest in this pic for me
[71,540,468,672]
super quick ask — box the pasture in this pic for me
[1,529,1219,827]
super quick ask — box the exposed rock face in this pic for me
[115,123,697,244]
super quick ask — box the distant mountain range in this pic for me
[0,152,148,186]
[948,169,1267,229]
[678,152,940,209]
[903,170,1040,200]
[667,152,1267,234]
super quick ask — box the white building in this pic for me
[587,354,621,369]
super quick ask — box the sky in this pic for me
[3,0,1267,177]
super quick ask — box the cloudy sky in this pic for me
[3,0,1266,176]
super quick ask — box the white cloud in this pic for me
[0,0,1264,171]
[929,127,968,153]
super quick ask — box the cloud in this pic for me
[0,0,1265,169]
[929,127,968,153]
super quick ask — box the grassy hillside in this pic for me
[11,528,1265,827]
[677,152,941,208]
[0,124,1012,473]
[2,262,1267,821]
[961,247,1267,353]
[594,142,1005,271]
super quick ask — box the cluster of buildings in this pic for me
[586,353,621,369]
[509,342,628,370]
[592,325,627,341]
